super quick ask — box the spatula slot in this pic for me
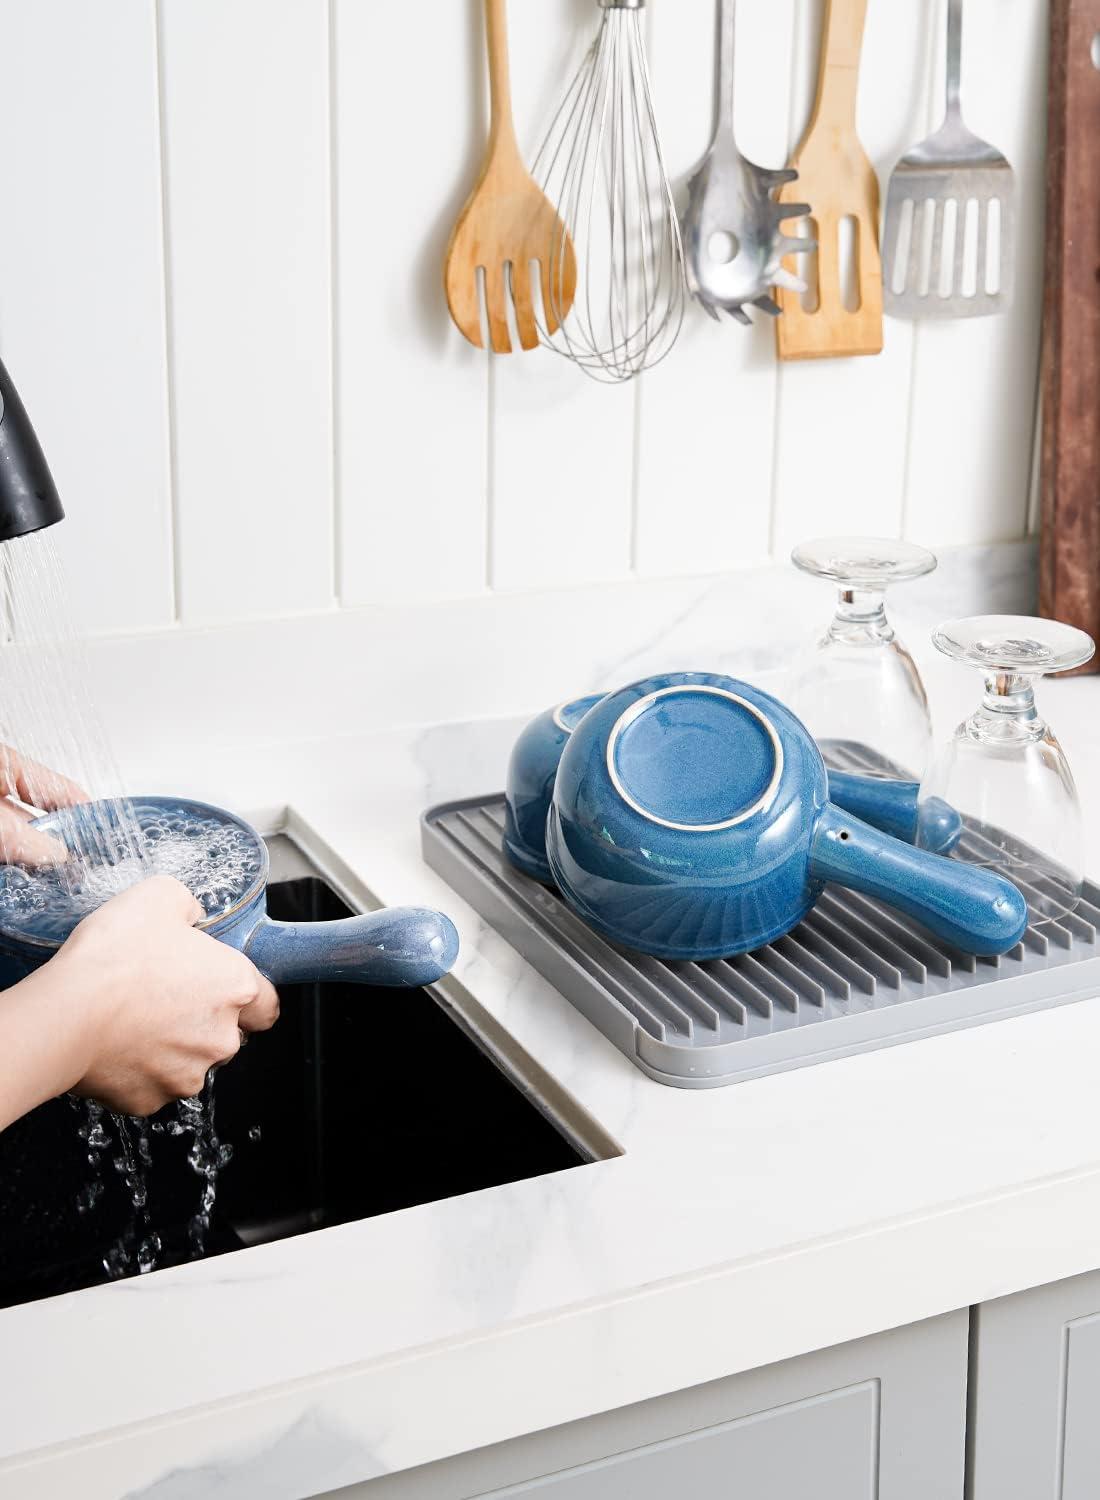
[838,215,862,312]
[917,199,937,297]
[959,198,980,299]
[887,191,1009,308]
[794,218,820,313]
[983,199,1002,295]
[888,198,915,297]
[938,198,959,299]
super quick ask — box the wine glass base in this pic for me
[792,535,937,587]
[933,614,1096,676]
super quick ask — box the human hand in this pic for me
[0,744,87,867]
[51,875,279,1116]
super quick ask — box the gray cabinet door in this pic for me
[329,1310,967,1500]
[970,1268,1100,1500]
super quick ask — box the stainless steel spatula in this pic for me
[882,0,1015,318]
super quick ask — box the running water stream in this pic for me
[0,531,148,887]
[0,532,244,1277]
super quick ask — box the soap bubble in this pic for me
[0,801,264,943]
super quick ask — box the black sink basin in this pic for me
[0,851,588,1309]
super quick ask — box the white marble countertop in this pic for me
[4,611,1100,1498]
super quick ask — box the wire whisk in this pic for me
[532,0,685,384]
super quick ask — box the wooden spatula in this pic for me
[775,0,883,360]
[444,0,576,354]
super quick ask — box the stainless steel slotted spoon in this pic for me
[680,0,810,324]
[882,0,1015,318]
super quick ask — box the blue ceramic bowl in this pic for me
[0,796,460,990]
[546,672,1026,961]
[504,696,961,885]
[503,693,605,881]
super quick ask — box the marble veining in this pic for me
[124,1410,382,1500]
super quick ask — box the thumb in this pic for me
[131,874,205,926]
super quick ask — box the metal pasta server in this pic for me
[545,673,1026,962]
[0,798,459,991]
[679,0,811,324]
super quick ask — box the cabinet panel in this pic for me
[969,1268,1100,1500]
[329,1310,967,1500]
[478,1381,878,1499]
[1062,1313,1100,1498]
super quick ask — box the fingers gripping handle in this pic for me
[244,906,460,988]
[810,805,1028,956]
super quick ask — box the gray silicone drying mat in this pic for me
[421,744,1100,1088]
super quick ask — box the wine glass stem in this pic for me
[970,672,1045,741]
[982,671,1037,715]
[829,586,892,641]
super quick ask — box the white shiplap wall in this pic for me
[0,0,1047,634]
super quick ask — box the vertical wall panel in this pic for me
[902,0,1048,547]
[0,1,173,633]
[769,0,938,559]
[489,1,636,592]
[160,0,334,623]
[0,1,1042,636]
[635,0,795,578]
[334,0,489,606]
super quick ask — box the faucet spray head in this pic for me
[0,356,64,543]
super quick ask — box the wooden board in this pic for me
[1039,0,1100,670]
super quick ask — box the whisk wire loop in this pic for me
[532,2,684,383]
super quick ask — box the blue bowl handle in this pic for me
[244,906,460,987]
[826,770,963,855]
[810,805,1027,955]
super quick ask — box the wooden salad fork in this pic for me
[444,0,576,353]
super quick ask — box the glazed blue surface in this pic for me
[809,804,1024,953]
[505,694,961,885]
[0,796,459,990]
[827,771,963,855]
[242,905,460,987]
[503,692,605,882]
[546,672,1028,961]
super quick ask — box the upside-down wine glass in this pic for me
[790,536,937,777]
[916,614,1095,926]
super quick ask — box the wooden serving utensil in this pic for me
[444,0,576,354]
[775,0,883,359]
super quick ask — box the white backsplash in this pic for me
[0,0,1046,639]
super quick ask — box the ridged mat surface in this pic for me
[421,745,1100,1086]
